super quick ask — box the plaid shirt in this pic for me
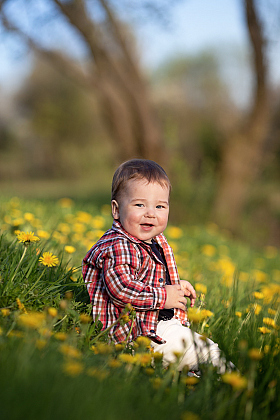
[82,220,189,344]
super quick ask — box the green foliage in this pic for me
[0,196,280,419]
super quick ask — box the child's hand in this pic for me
[180,280,196,307]
[164,284,186,310]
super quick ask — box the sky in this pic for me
[0,0,280,102]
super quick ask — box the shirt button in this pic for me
[159,278,164,283]
[150,329,155,333]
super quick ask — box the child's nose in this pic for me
[145,207,156,217]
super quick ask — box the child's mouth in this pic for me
[141,223,154,229]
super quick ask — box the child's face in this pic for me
[111,178,169,243]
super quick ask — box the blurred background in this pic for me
[0,0,280,247]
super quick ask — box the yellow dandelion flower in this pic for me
[17,231,40,244]
[16,297,27,313]
[1,308,10,317]
[18,312,46,329]
[135,336,151,347]
[54,332,67,341]
[181,377,200,386]
[253,291,264,300]
[263,317,277,328]
[166,226,183,239]
[58,198,74,208]
[60,344,82,359]
[108,358,122,368]
[235,311,242,318]
[24,212,35,222]
[153,352,163,362]
[188,308,213,324]
[268,308,277,316]
[264,345,270,354]
[252,270,268,283]
[248,348,263,361]
[47,307,58,317]
[195,283,207,294]
[222,372,248,390]
[63,361,83,376]
[64,245,76,254]
[201,244,216,257]
[36,339,47,350]
[92,216,105,229]
[118,353,137,364]
[79,313,92,324]
[151,377,162,390]
[258,326,271,334]
[37,230,50,239]
[39,252,59,267]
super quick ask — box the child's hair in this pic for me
[111,159,171,202]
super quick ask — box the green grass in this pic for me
[1,196,280,420]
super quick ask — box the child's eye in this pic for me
[156,205,165,209]
[135,203,144,207]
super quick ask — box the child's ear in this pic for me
[111,200,120,220]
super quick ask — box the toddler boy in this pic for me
[83,159,229,372]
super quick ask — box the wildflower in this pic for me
[36,339,47,350]
[181,377,200,386]
[60,344,82,359]
[47,307,58,317]
[252,270,268,283]
[135,336,151,348]
[92,215,106,229]
[54,332,67,341]
[253,291,264,300]
[93,343,113,355]
[108,358,122,368]
[166,226,183,239]
[58,198,74,208]
[18,312,46,329]
[153,352,163,362]
[79,313,92,324]
[188,308,213,324]
[235,311,242,318]
[248,348,263,361]
[63,361,83,376]
[24,212,35,222]
[64,245,76,254]
[39,252,59,267]
[222,372,248,390]
[145,367,155,376]
[118,353,136,364]
[37,230,50,239]
[151,377,162,390]
[195,283,207,294]
[268,308,277,316]
[263,317,277,329]
[16,298,27,313]
[258,327,271,334]
[17,231,40,245]
[76,211,92,224]
[1,308,10,317]
[201,244,216,257]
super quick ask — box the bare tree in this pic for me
[0,0,165,164]
[212,0,272,230]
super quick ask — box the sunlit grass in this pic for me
[0,196,280,420]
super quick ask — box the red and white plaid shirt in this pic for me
[82,220,189,344]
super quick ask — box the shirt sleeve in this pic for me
[101,240,166,311]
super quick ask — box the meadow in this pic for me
[1,196,280,420]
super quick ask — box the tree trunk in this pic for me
[212,0,270,231]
